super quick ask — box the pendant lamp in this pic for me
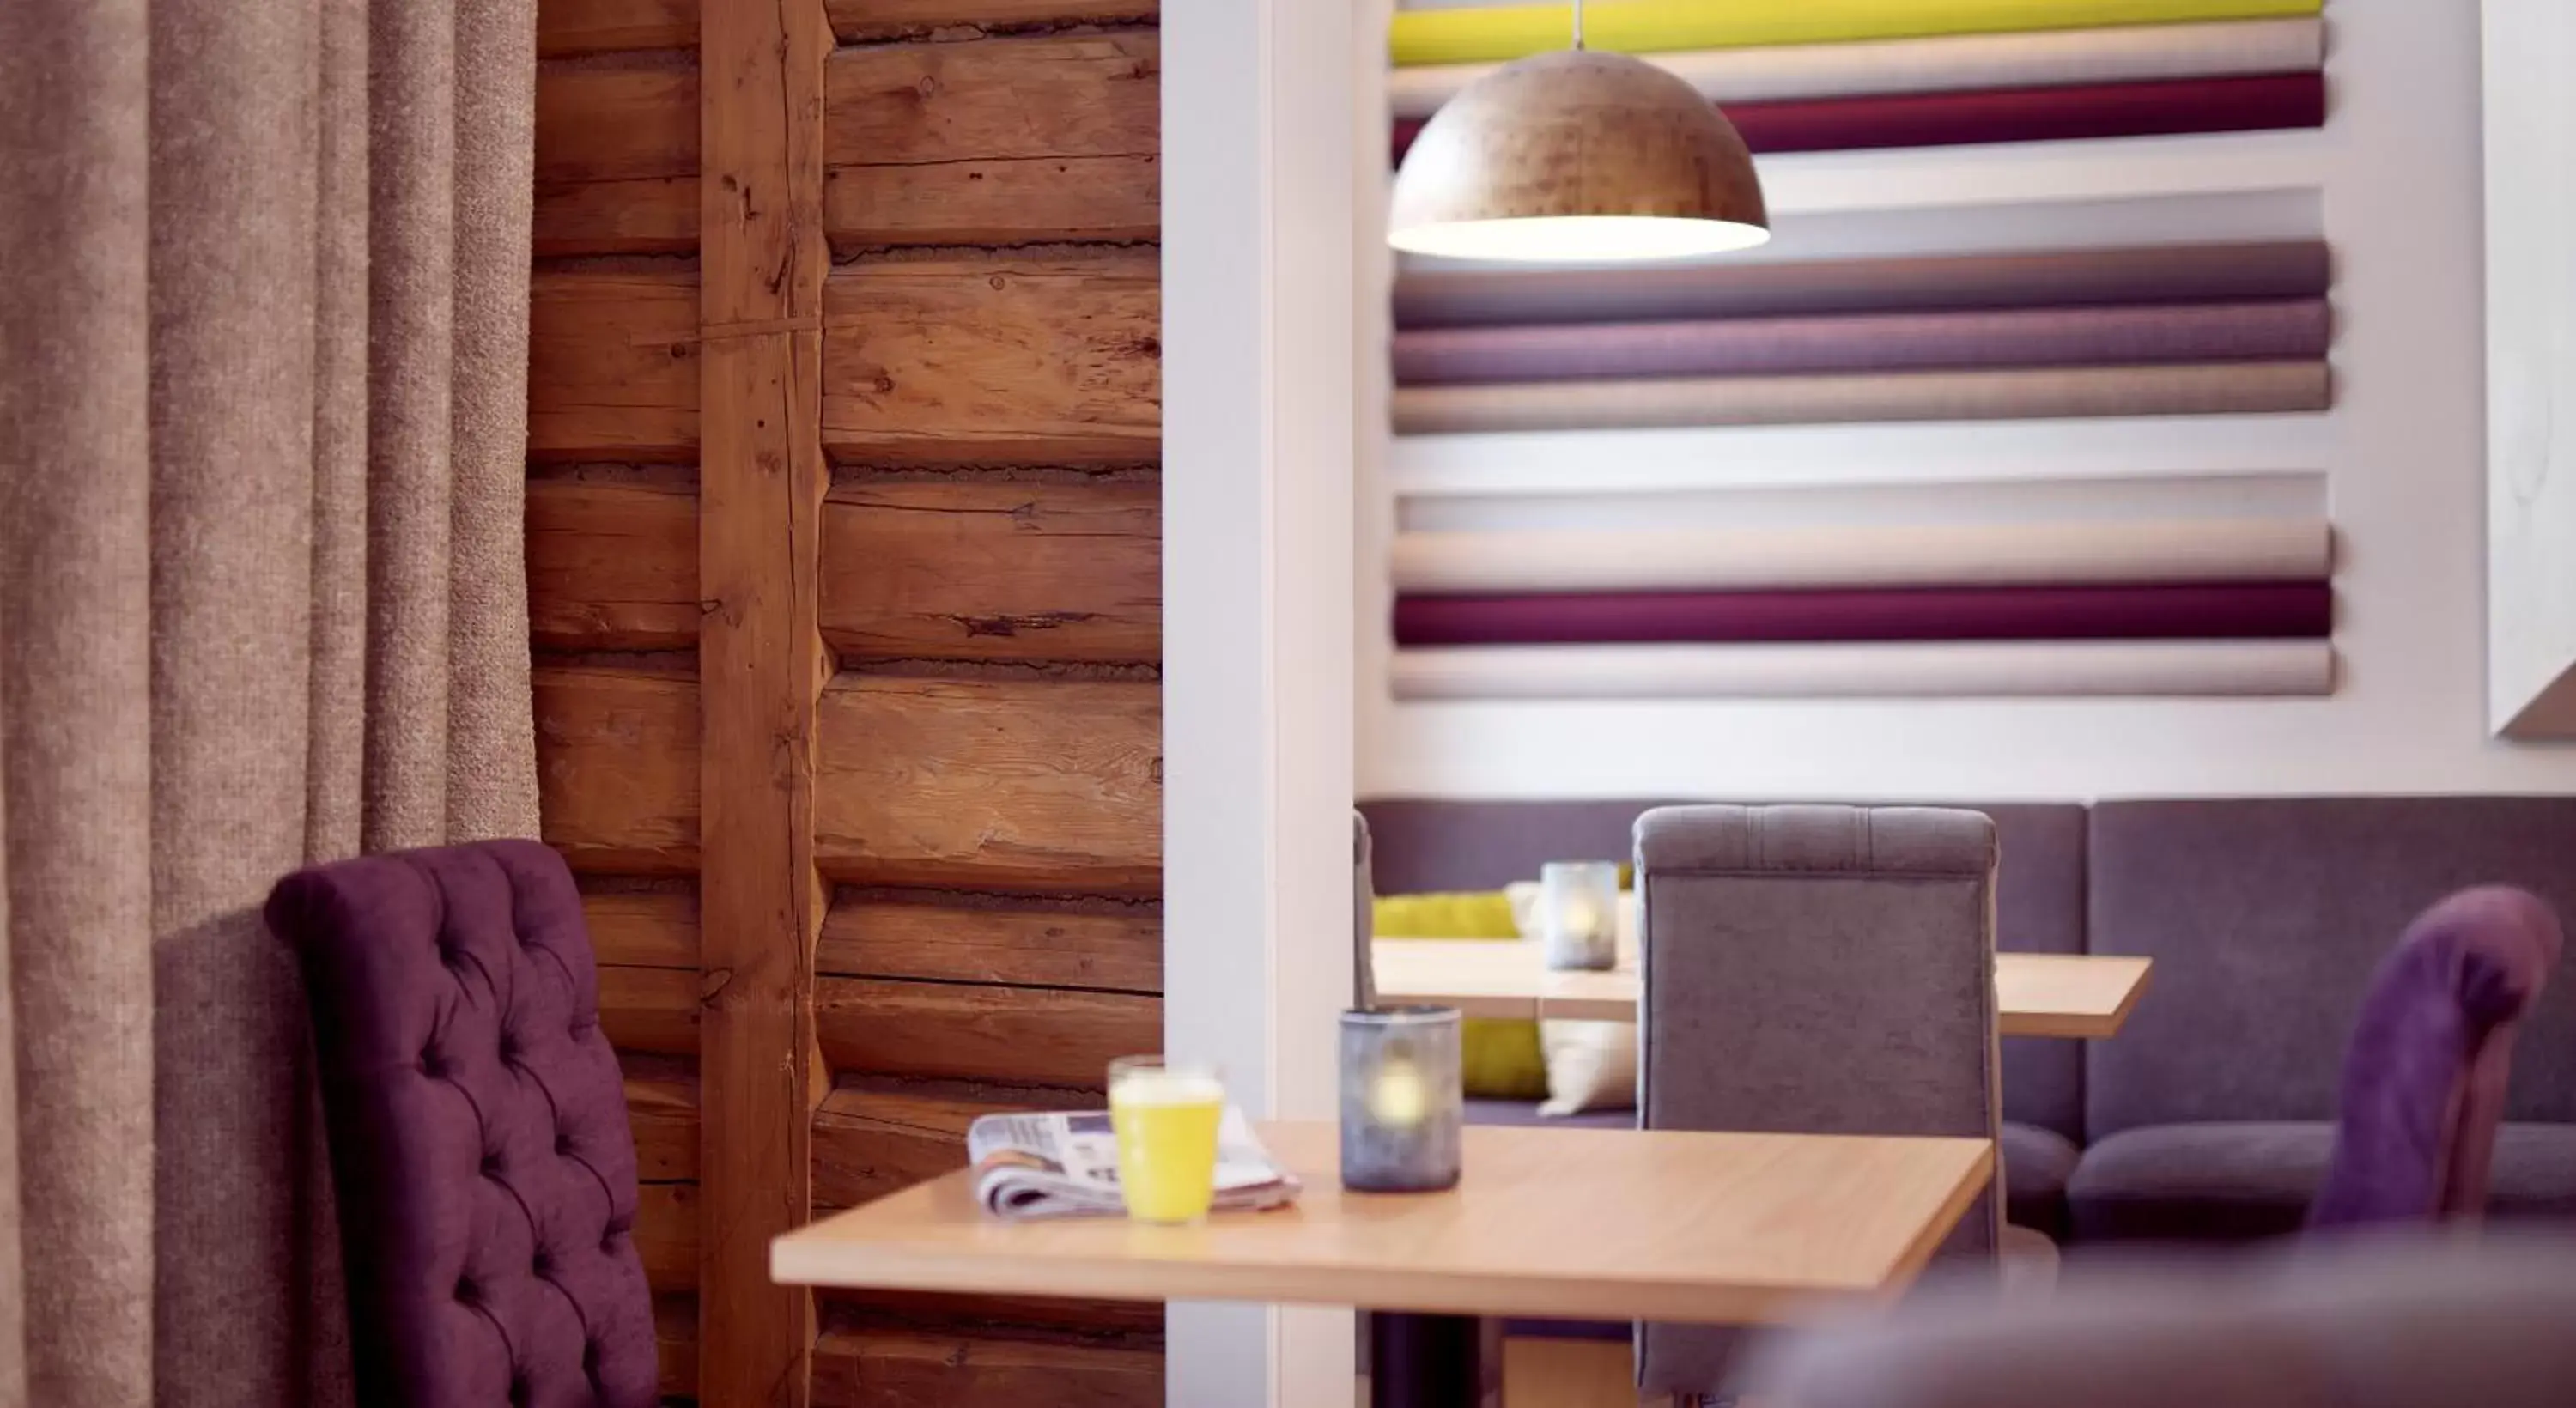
[1388,1,1769,263]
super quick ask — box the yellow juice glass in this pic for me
[1107,1056,1225,1224]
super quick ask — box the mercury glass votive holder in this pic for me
[1540,860,1621,971]
[1338,1006,1463,1193]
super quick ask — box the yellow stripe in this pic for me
[1389,0,2324,68]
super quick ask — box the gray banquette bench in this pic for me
[1358,796,2576,1244]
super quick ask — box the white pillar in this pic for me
[2484,0,2576,736]
[1161,0,1359,1403]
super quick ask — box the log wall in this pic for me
[530,0,1161,1401]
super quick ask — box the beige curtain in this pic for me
[0,0,539,1404]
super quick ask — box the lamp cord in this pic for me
[1572,0,1585,50]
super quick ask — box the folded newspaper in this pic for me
[967,1107,1303,1221]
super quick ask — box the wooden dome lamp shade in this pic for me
[1388,3,1768,263]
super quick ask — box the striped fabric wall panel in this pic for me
[1394,240,2330,329]
[1377,1,2340,701]
[1394,583,2331,647]
[1397,470,2328,534]
[1388,18,2326,116]
[1388,413,2335,496]
[1391,362,2330,435]
[1388,640,2336,700]
[1392,72,2324,164]
[1389,518,2331,596]
[1388,0,2324,67]
[1394,299,2330,384]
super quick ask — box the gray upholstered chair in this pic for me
[1634,804,2009,1400]
[1744,1230,2576,1408]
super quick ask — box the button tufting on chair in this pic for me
[266,839,658,1408]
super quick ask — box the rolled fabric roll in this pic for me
[1388,0,2324,68]
[1392,241,2330,329]
[1387,18,2325,118]
[1392,581,2333,647]
[1389,518,2332,594]
[1390,361,2331,434]
[1392,71,2324,163]
[1388,639,2336,699]
[1393,299,2330,385]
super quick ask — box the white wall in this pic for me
[1360,0,2576,802]
[2484,0,2576,737]
[1163,0,1358,1403]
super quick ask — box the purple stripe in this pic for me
[1392,241,2330,330]
[1394,72,2324,165]
[1392,583,2333,648]
[1392,299,2331,385]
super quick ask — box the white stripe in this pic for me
[1388,413,2336,495]
[1388,19,2327,118]
[1398,470,2326,533]
[1390,640,2336,700]
[1390,517,2332,592]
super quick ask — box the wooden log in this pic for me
[537,55,697,185]
[626,1065,702,1182]
[527,264,698,461]
[600,964,700,1057]
[819,1286,1164,1342]
[580,879,699,970]
[822,32,1157,248]
[696,0,831,1400]
[655,1292,700,1401]
[811,1081,1090,1209]
[819,480,1158,665]
[526,479,699,652]
[817,895,1159,992]
[534,666,698,874]
[820,250,1160,466]
[635,1180,700,1295]
[535,177,696,258]
[809,1079,1171,1338]
[825,157,1156,250]
[815,977,1159,1088]
[535,53,698,255]
[824,0,1157,42]
[813,676,1160,893]
[814,1327,1161,1408]
[539,0,698,58]
[825,32,1153,167]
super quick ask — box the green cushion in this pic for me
[1371,892,1548,1101]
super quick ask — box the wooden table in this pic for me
[1374,939,2154,1039]
[773,1122,1993,1408]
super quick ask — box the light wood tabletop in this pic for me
[771,1122,1994,1326]
[1371,940,2152,1039]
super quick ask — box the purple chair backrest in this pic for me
[265,840,657,1408]
[2308,885,2563,1231]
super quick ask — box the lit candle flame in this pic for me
[1369,1058,1430,1127]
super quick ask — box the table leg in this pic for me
[1370,1311,1488,1408]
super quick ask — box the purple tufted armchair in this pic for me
[2308,884,2564,1231]
[265,839,659,1408]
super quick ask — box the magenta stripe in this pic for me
[1393,299,2330,385]
[1392,582,2333,648]
[1393,72,2325,164]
